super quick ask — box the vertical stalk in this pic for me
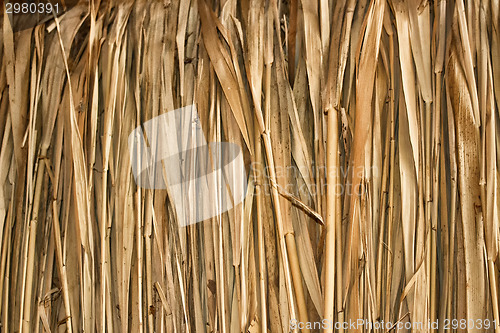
[135,188,144,333]
[335,162,344,333]
[255,122,267,333]
[432,72,442,332]
[435,2,447,328]
[375,101,391,319]
[323,104,339,333]
[384,35,396,326]
[488,259,500,333]
[428,100,438,333]
[144,191,154,332]
[285,233,309,333]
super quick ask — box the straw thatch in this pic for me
[0,0,499,332]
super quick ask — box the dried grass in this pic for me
[0,0,499,332]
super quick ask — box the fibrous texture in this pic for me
[0,0,499,332]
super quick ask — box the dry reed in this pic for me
[0,0,499,332]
